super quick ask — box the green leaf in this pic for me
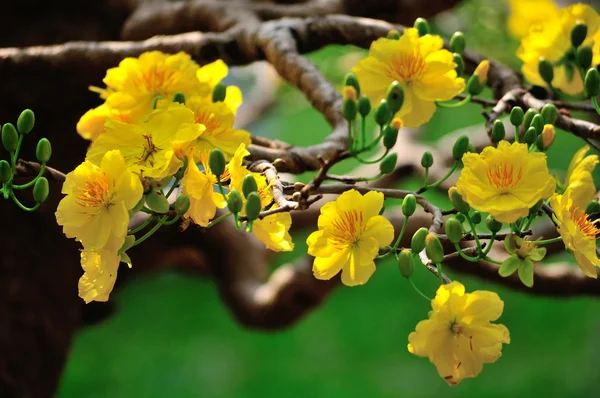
[499,255,521,277]
[528,247,547,262]
[518,258,534,287]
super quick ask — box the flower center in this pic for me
[195,111,222,136]
[75,174,112,210]
[330,209,365,246]
[137,134,161,167]
[387,52,426,83]
[486,162,523,190]
[570,206,600,238]
[516,238,537,258]
[140,65,176,95]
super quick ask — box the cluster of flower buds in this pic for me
[505,103,556,151]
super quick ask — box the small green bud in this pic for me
[17,109,35,135]
[466,74,484,95]
[2,123,18,152]
[455,213,466,223]
[585,68,600,97]
[0,160,11,183]
[535,135,545,151]
[172,92,185,104]
[242,174,258,198]
[445,218,464,244]
[374,100,390,126]
[245,191,262,221]
[449,186,470,214]
[344,72,361,96]
[471,211,482,224]
[452,135,470,161]
[491,120,505,143]
[453,53,464,76]
[397,249,414,278]
[425,233,444,264]
[144,191,170,213]
[35,138,52,163]
[33,177,49,203]
[571,22,588,48]
[540,104,558,125]
[173,194,191,214]
[411,227,429,253]
[402,194,417,217]
[523,108,538,130]
[358,96,371,117]
[577,46,593,69]
[485,215,502,233]
[531,114,544,135]
[387,29,401,40]
[379,153,398,174]
[342,98,358,121]
[538,58,554,85]
[212,83,227,102]
[586,200,600,215]
[383,125,399,149]
[524,127,537,145]
[414,18,430,36]
[209,148,226,176]
[509,106,524,126]
[421,151,434,168]
[227,190,244,214]
[385,82,404,114]
[449,31,466,54]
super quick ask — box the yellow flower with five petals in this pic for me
[507,0,559,39]
[562,144,598,209]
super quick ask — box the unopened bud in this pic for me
[414,18,430,37]
[172,92,185,104]
[449,31,466,54]
[244,191,262,221]
[474,60,490,84]
[397,249,414,278]
[531,114,544,135]
[379,153,397,174]
[227,190,243,214]
[524,127,537,145]
[421,151,433,168]
[491,120,505,143]
[585,68,600,97]
[538,58,554,85]
[509,106,524,126]
[374,100,390,126]
[449,186,470,214]
[571,22,588,48]
[383,125,399,149]
[242,174,258,198]
[390,117,403,130]
[471,211,482,224]
[212,83,227,102]
[2,123,18,152]
[293,182,305,191]
[33,177,49,203]
[425,233,444,264]
[344,72,361,96]
[445,217,463,244]
[452,135,470,161]
[358,96,371,117]
[174,194,191,214]
[453,53,464,76]
[342,86,357,101]
[386,82,404,114]
[17,109,35,135]
[342,98,357,121]
[36,138,52,163]
[0,160,11,183]
[209,148,226,176]
[402,194,417,217]
[485,215,502,233]
[466,74,484,95]
[455,213,466,223]
[540,124,555,150]
[540,103,558,125]
[523,108,538,130]
[577,46,593,69]
[144,191,170,213]
[411,227,429,253]
[387,29,401,40]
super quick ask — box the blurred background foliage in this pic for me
[58,0,600,396]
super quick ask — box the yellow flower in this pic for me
[306,190,394,286]
[352,28,464,128]
[562,145,598,209]
[550,188,600,278]
[56,150,143,250]
[518,4,600,95]
[408,281,510,386]
[196,60,243,114]
[76,105,133,142]
[507,0,560,39]
[456,140,555,224]
[473,60,490,84]
[86,103,204,180]
[78,248,122,303]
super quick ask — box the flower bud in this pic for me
[342,86,357,101]
[425,233,444,264]
[538,58,554,85]
[244,191,262,221]
[227,190,243,214]
[509,106,524,126]
[448,186,470,213]
[374,100,390,126]
[144,191,170,213]
[173,194,191,215]
[473,60,490,84]
[379,153,397,174]
[344,72,361,96]
[539,124,555,150]
[485,215,502,233]
[2,123,18,152]
[471,211,482,224]
[453,53,464,76]
[452,135,470,161]
[17,109,35,135]
[402,194,417,217]
[414,18,430,37]
[411,227,429,253]
[585,68,600,97]
[212,83,227,102]
[491,120,505,143]
[571,22,587,48]
[387,29,401,40]
[455,213,466,223]
[358,96,371,117]
[390,117,403,130]
[386,82,404,114]
[524,127,537,145]
[0,160,11,183]
[397,249,414,278]
[466,74,484,95]
[33,177,49,203]
[35,138,52,163]
[342,98,357,121]
[209,148,226,176]
[383,125,399,149]
[577,46,593,70]
[172,92,185,104]
[421,151,433,168]
[445,217,463,244]
[449,32,466,54]
[586,200,600,215]
[523,108,538,130]
[242,174,258,198]
[540,103,558,125]
[531,114,544,135]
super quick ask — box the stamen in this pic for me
[75,174,111,209]
[486,162,523,189]
[329,209,365,246]
[386,52,426,82]
[570,207,600,238]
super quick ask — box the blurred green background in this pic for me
[58,1,600,396]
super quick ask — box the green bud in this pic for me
[342,98,358,121]
[523,108,538,130]
[383,125,399,149]
[453,53,464,76]
[397,249,414,278]
[1,123,18,152]
[344,72,361,96]
[421,151,434,168]
[509,106,524,126]
[212,83,227,102]
[540,104,558,125]
[535,135,545,151]
[172,92,185,104]
[466,74,484,96]
[491,120,505,143]
[32,177,49,203]
[425,233,445,264]
[411,227,429,253]
[485,215,502,233]
[414,18,430,37]
[244,191,262,221]
[538,58,554,85]
[455,213,466,223]
[209,148,226,176]
[449,31,466,54]
[586,200,600,215]
[452,135,470,161]
[571,22,588,48]
[445,217,464,244]
[0,160,11,183]
[358,96,371,117]
[242,174,258,198]
[374,100,390,126]
[449,187,470,214]
[385,82,404,114]
[227,190,244,214]
[174,194,191,214]
[524,127,537,145]
[584,68,600,97]
[402,194,417,217]
[379,153,397,174]
[577,46,593,69]
[130,197,145,215]
[17,109,35,135]
[531,114,544,135]
[471,211,482,224]
[387,30,401,40]
[35,138,52,163]
[144,191,170,213]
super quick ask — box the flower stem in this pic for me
[391,216,409,251]
[423,167,429,186]
[164,177,181,199]
[454,243,481,262]
[13,163,46,190]
[483,256,503,265]
[128,216,155,235]
[132,215,168,247]
[593,97,600,116]
[421,161,458,191]
[536,236,563,245]
[361,116,367,151]
[466,213,483,256]
[354,149,389,165]
[207,212,233,228]
[435,262,444,284]
[409,277,432,301]
[436,94,472,108]
[9,190,39,212]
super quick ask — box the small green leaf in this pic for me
[518,258,534,287]
[528,246,547,262]
[498,255,521,277]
